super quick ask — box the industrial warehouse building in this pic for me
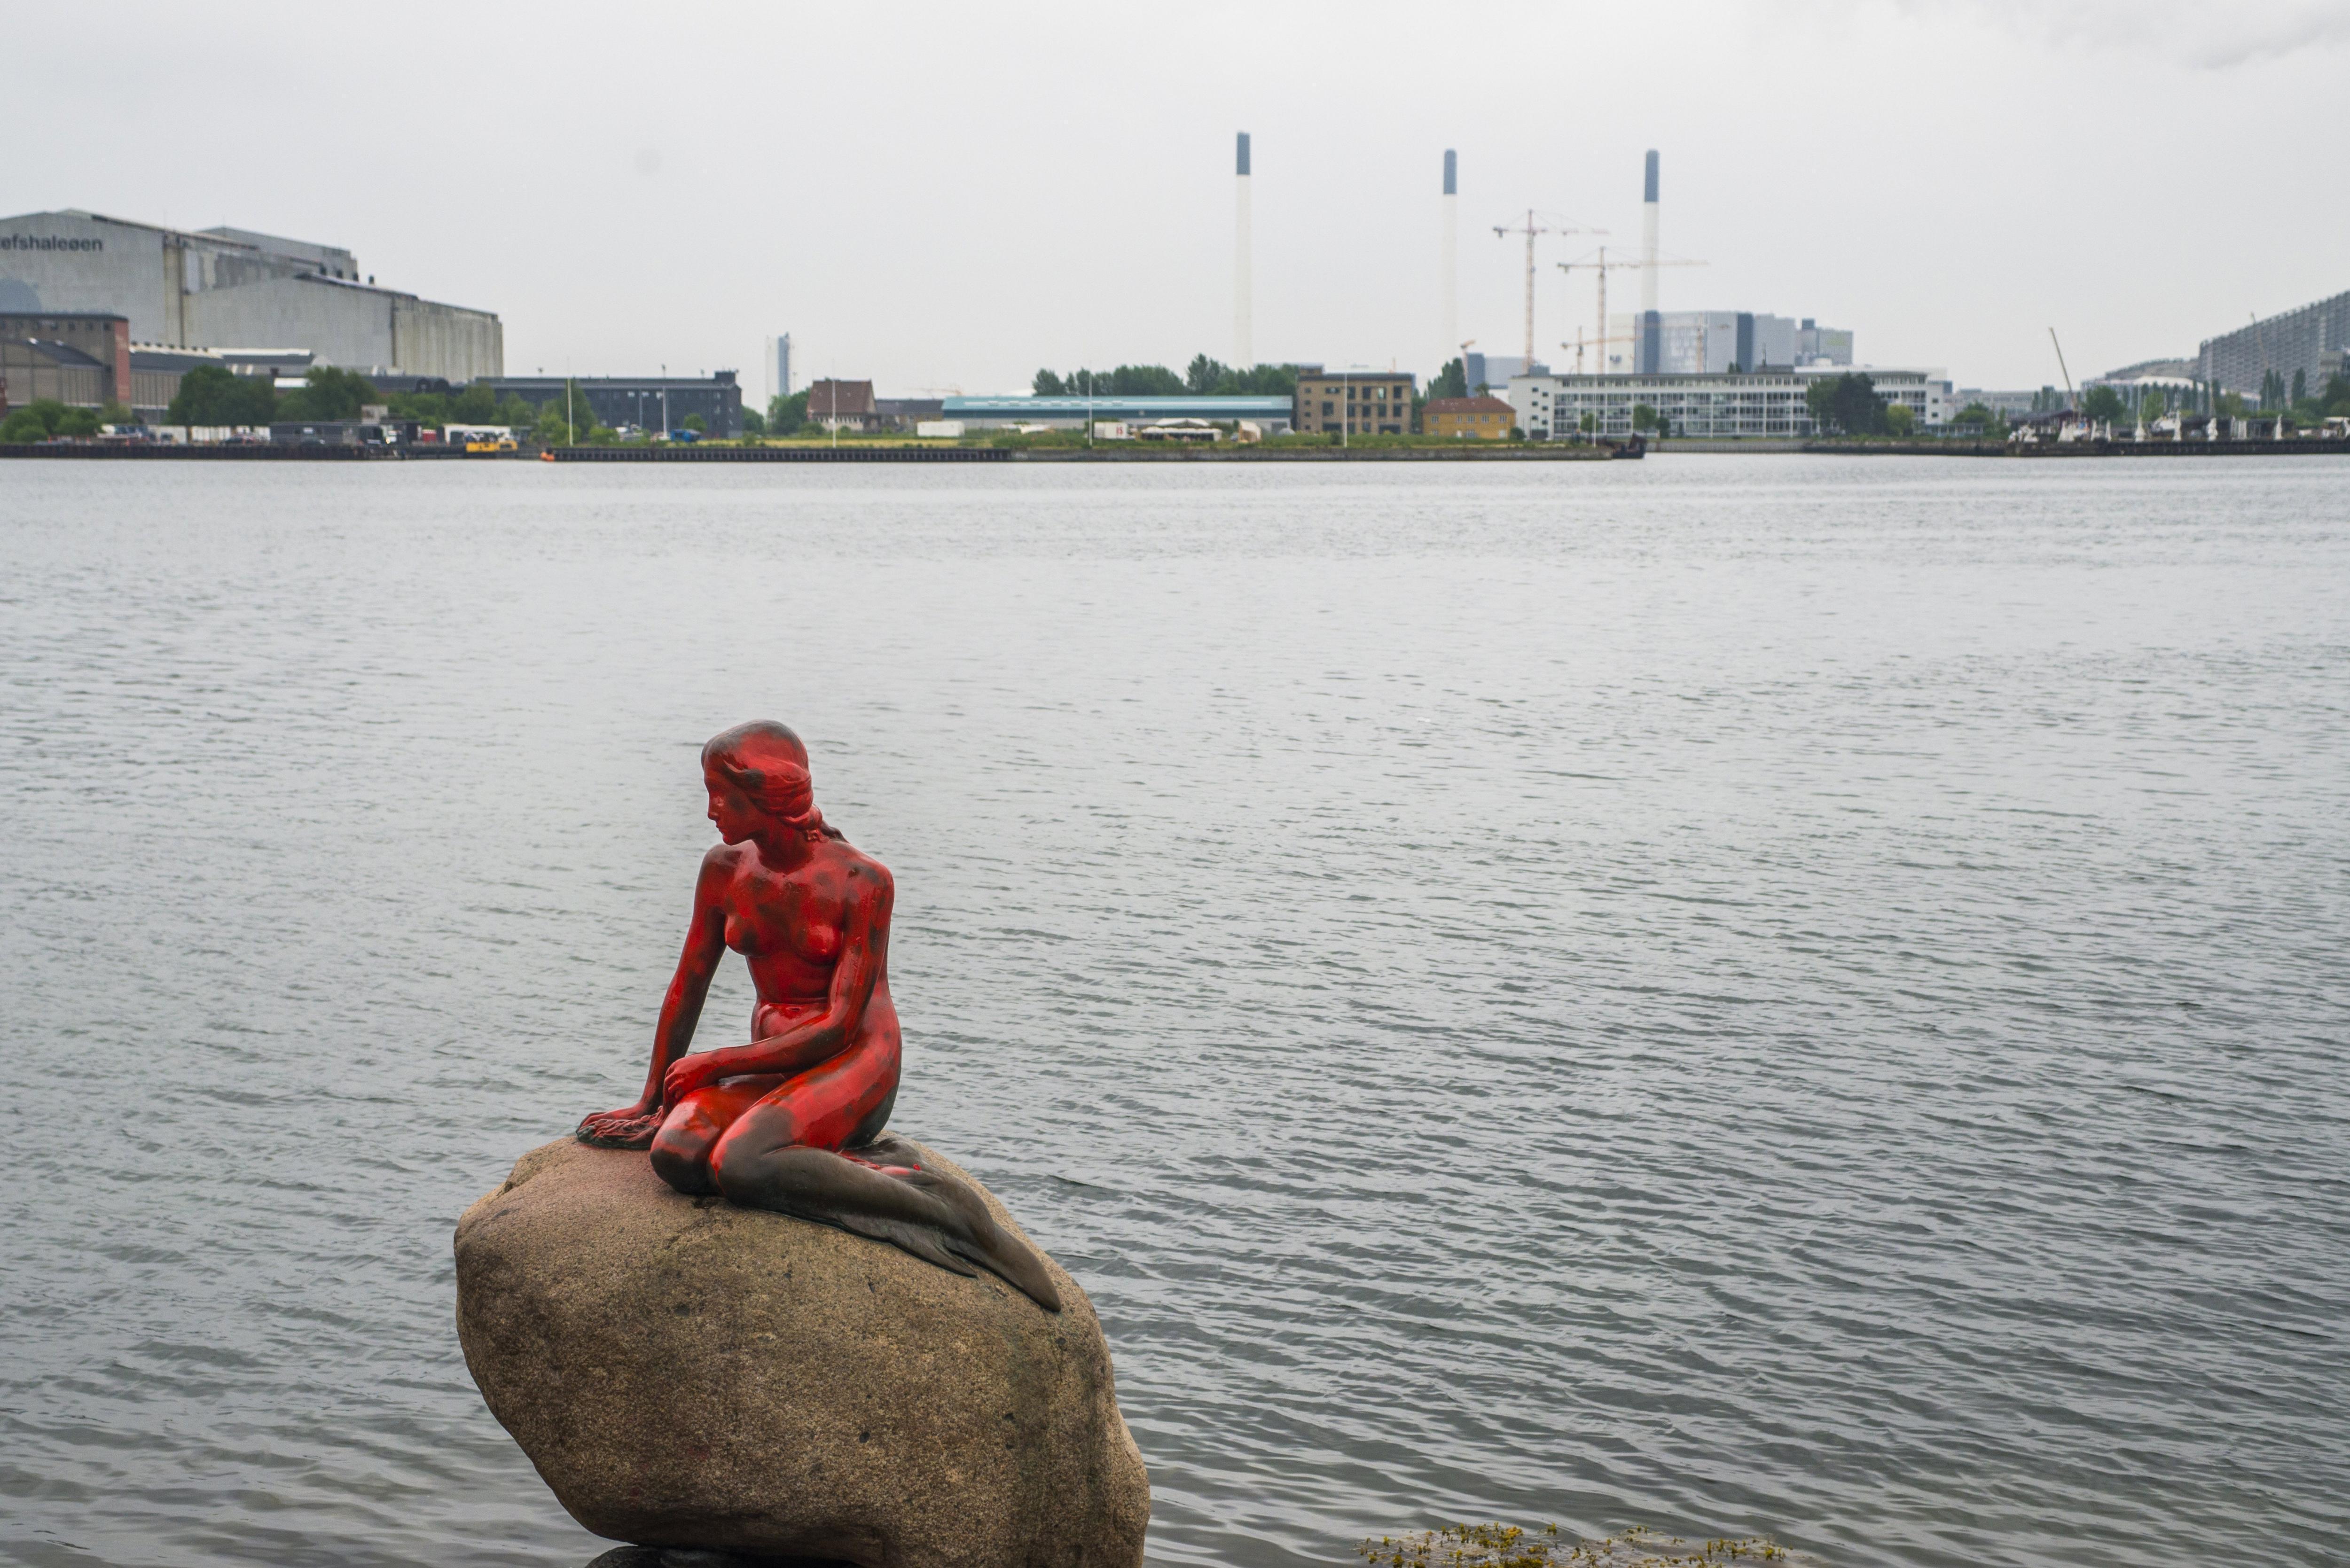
[1,308,319,420]
[0,312,129,411]
[0,210,501,382]
[478,372,743,437]
[1508,365,1952,439]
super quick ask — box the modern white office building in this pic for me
[1509,365,1953,439]
[0,208,501,381]
[2081,358,2201,409]
[1954,388,2056,418]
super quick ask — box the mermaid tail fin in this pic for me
[826,1209,984,1279]
[827,1140,1063,1311]
[711,1135,1066,1312]
[892,1166,1064,1312]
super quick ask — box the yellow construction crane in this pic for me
[1557,247,1707,372]
[1493,211,1606,371]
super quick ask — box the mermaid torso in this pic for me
[716,844,876,1006]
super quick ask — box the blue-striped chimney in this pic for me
[1234,133,1253,366]
[1641,149,1661,319]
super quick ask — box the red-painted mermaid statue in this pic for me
[577,721,1058,1310]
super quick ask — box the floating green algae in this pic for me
[1357,1523,1805,1568]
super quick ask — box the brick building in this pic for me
[0,311,130,412]
[1292,370,1415,436]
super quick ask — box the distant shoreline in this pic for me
[5,437,2345,462]
[0,442,1631,464]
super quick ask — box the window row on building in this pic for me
[1506,368,1952,439]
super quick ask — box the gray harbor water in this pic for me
[1,458,2344,1568]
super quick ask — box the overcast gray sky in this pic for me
[8,0,2347,396]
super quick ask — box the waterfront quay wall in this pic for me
[1795,437,2350,457]
[11,436,2343,463]
[0,441,383,460]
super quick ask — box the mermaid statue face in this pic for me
[705,767,764,844]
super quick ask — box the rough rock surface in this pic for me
[455,1137,1149,1568]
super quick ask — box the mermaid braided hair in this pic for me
[702,720,846,842]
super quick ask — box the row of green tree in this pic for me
[747,390,810,436]
[1031,356,1302,398]
[2025,372,2350,431]
[9,367,810,446]
[1802,373,1917,437]
[2084,372,2350,428]
[1428,359,1471,400]
[2254,367,2346,413]
[0,398,135,443]
[2280,370,2350,424]
[158,365,642,444]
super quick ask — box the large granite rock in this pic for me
[454,1137,1149,1568]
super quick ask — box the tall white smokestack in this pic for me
[1640,149,1660,314]
[1235,132,1253,368]
[1441,149,1457,374]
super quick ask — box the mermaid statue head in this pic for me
[702,721,837,843]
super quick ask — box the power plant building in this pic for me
[1603,311,1853,374]
[1599,152,1856,376]
[0,209,501,382]
[2197,289,2350,397]
[1465,352,1545,390]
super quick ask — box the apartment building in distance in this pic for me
[1293,369,1416,435]
[2197,290,2350,397]
[1509,366,1951,439]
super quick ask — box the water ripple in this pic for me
[0,458,2344,1568]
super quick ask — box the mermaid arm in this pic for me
[583,850,729,1136]
[664,861,891,1100]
